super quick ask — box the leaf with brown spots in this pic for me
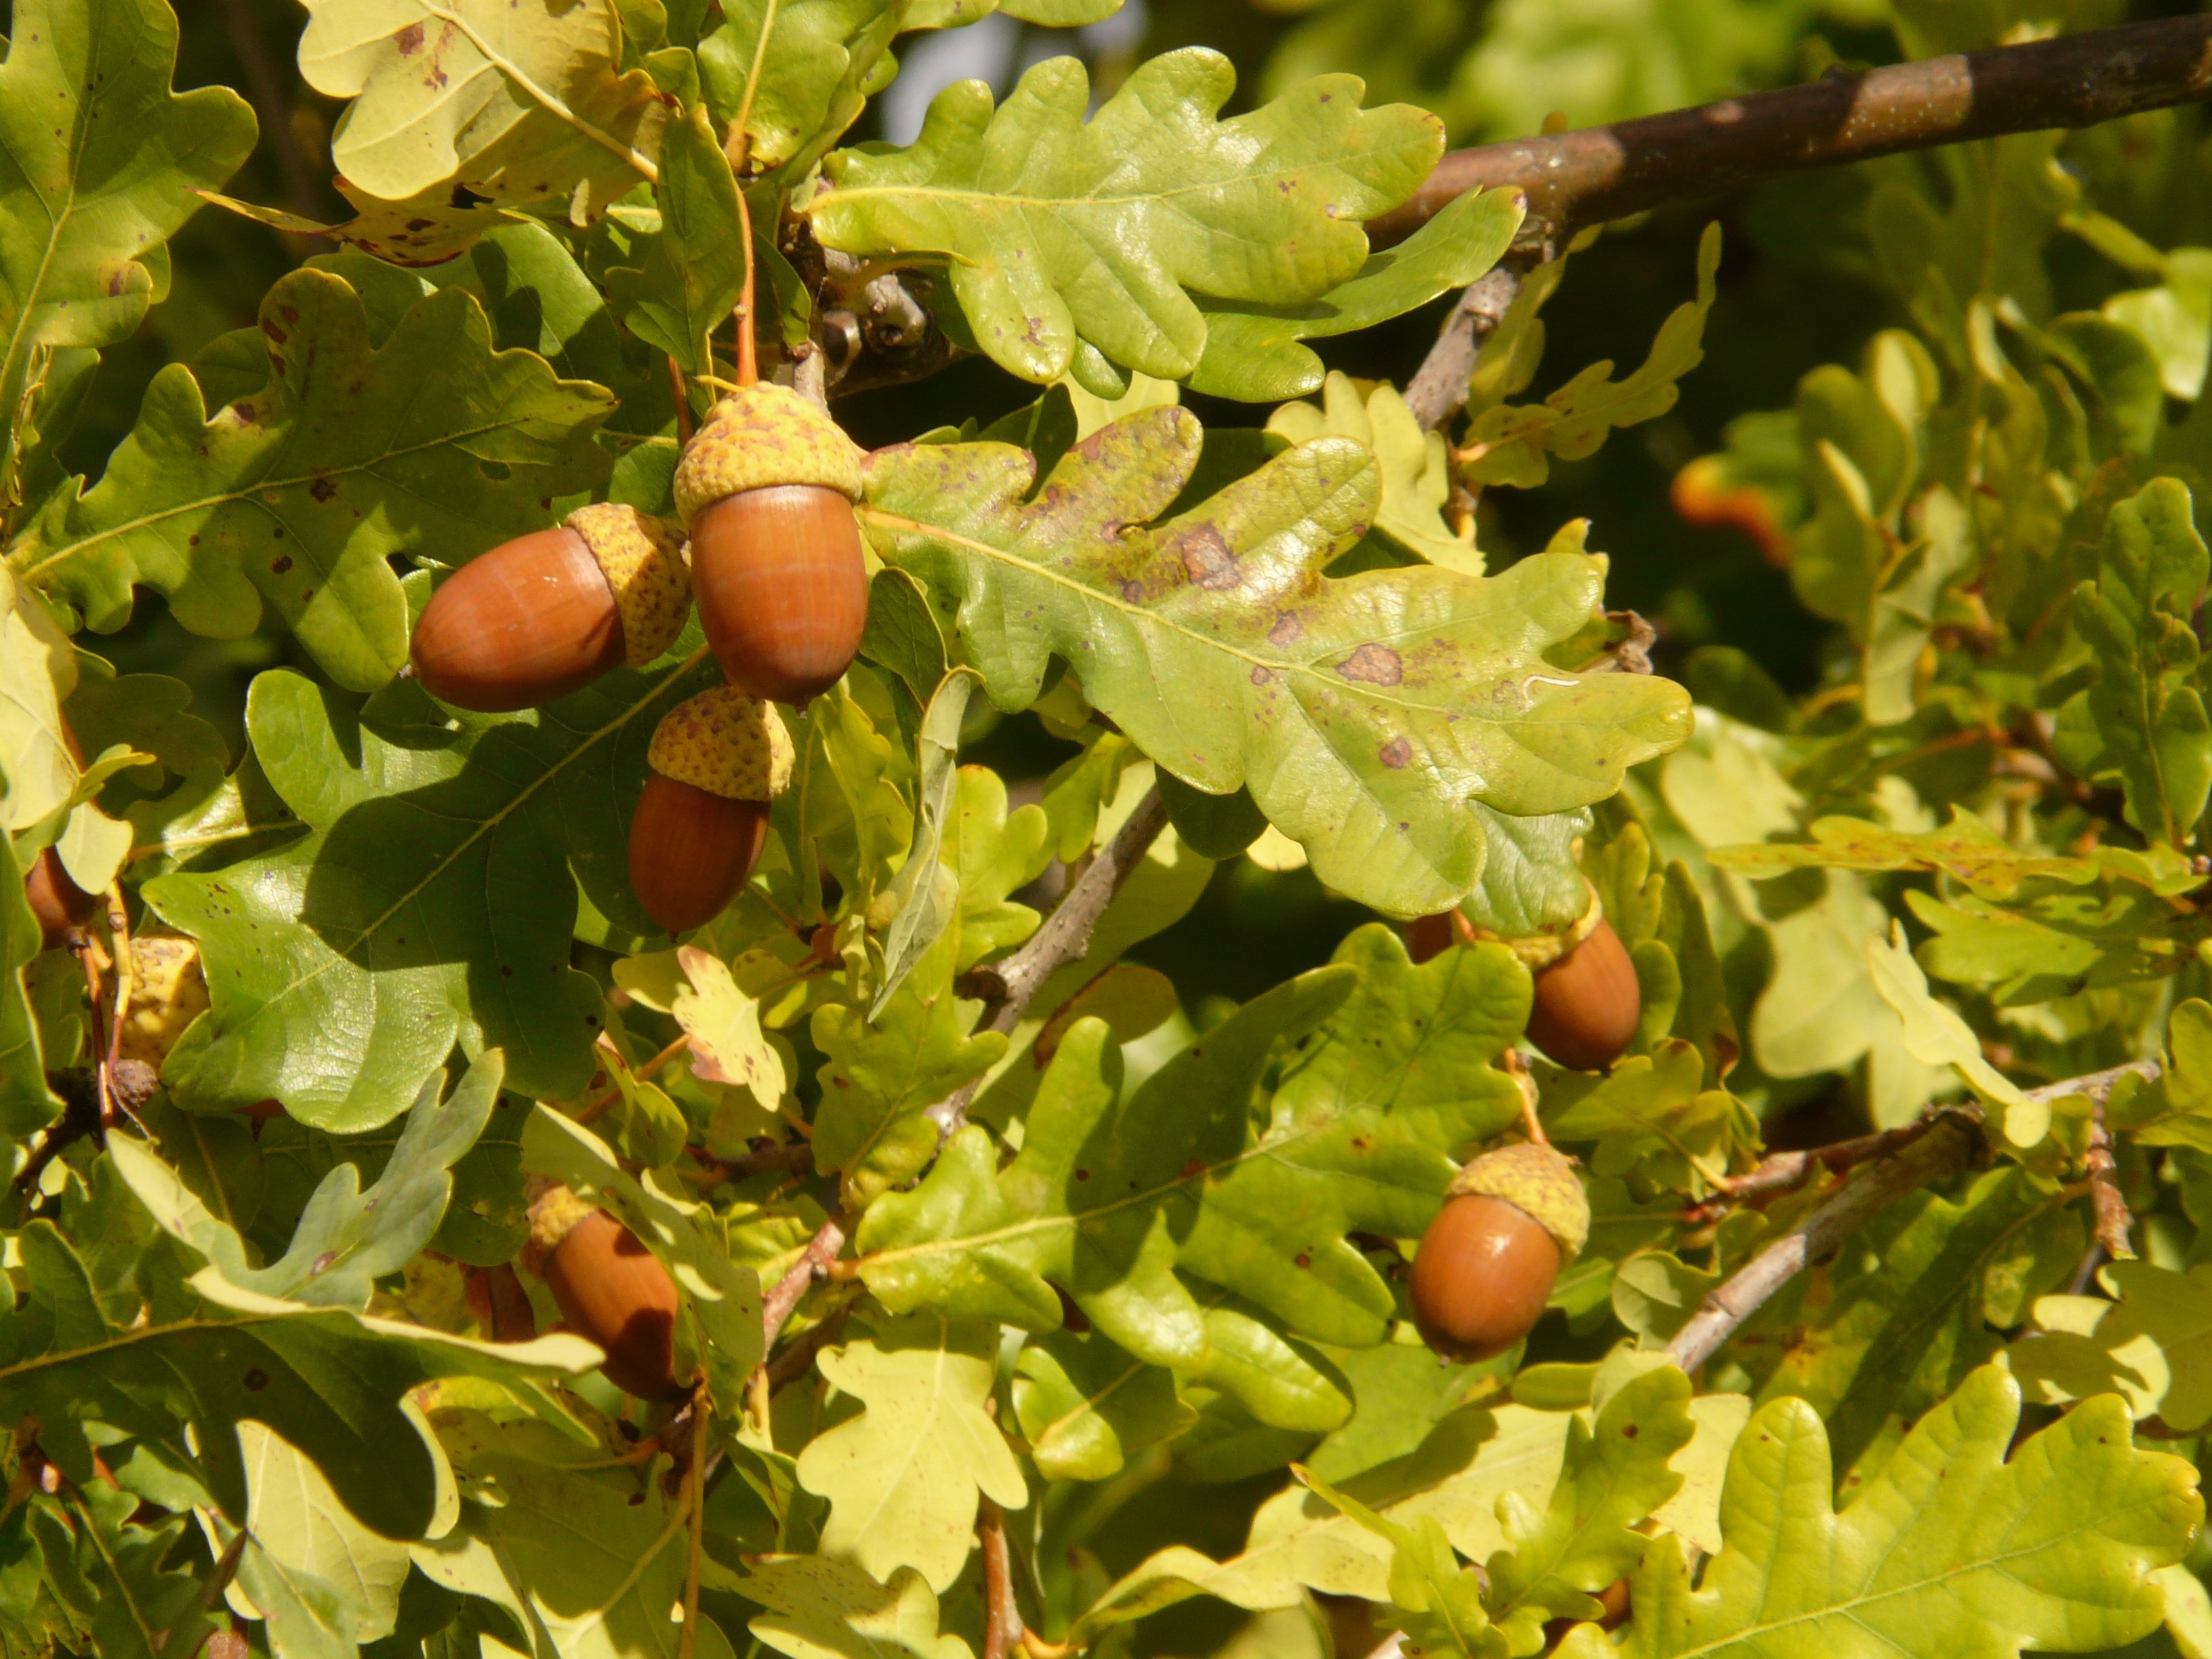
[12,267,613,693]
[863,405,1692,916]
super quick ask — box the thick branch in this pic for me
[980,1498,1024,1659]
[1667,1118,1977,1373]
[1403,263,1524,433]
[1370,17,2212,247]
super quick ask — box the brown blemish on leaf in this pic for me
[308,472,337,503]
[395,20,424,52]
[1250,665,1271,686]
[1176,525,1238,591]
[1337,643,1403,685]
[1379,737,1412,769]
[1268,612,1301,648]
[271,554,293,575]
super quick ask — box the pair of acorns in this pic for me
[409,384,870,935]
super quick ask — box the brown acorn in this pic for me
[24,846,100,949]
[529,1185,686,1401]
[1408,1143,1588,1363]
[1402,912,1457,965]
[1525,918,1641,1071]
[673,383,868,705]
[628,685,793,933]
[410,504,689,711]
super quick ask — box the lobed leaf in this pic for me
[863,407,1689,916]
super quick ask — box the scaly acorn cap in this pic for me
[567,502,690,666]
[1446,1142,1589,1264]
[647,685,794,802]
[524,1176,596,1272]
[672,382,865,527]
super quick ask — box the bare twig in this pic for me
[1403,262,1526,433]
[2084,1101,2136,1260]
[12,1070,104,1195]
[980,1497,1023,1659]
[760,1216,848,1355]
[2024,1058,2161,1107]
[696,1141,817,1184]
[678,1380,712,1659]
[1666,1118,1978,1373]
[926,786,1172,1136]
[1370,16,2212,248]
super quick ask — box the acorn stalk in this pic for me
[410,503,689,712]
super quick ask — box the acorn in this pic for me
[1408,1142,1588,1363]
[628,685,793,933]
[672,382,869,704]
[1525,918,1640,1071]
[528,1183,685,1401]
[1402,912,1456,965]
[24,846,100,949]
[409,502,690,712]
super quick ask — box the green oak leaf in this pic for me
[429,1411,740,1659]
[2112,999,2212,1153]
[0,806,56,1130]
[813,924,1006,1209]
[859,930,1523,1389]
[946,765,1049,970]
[0,0,254,494]
[1013,1330,1200,1484]
[742,1555,974,1659]
[872,670,973,1015]
[863,408,1689,917]
[1542,1039,1755,1199]
[1902,876,2211,1007]
[807,49,1441,385]
[14,268,615,693]
[1299,1469,1500,1659]
[2012,1261,2212,1433]
[1729,1167,2071,1477]
[1190,187,1527,404]
[2105,247,2212,401]
[112,1055,499,1309]
[1269,373,1479,573]
[0,1218,596,1541]
[1866,925,2040,1145]
[607,105,743,374]
[142,657,714,1130]
[1567,1366,2200,1659]
[1460,224,1721,489]
[1453,806,1591,940]
[296,0,671,230]
[27,1486,209,1659]
[232,1420,411,1643]
[2052,476,2212,846]
[794,1314,1027,1594]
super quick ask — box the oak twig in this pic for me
[1403,263,1526,434]
[980,1497,1023,1659]
[760,1216,848,1356]
[1666,1118,1978,1373]
[1370,16,2212,248]
[926,787,1172,1137]
[2084,1101,2137,1260]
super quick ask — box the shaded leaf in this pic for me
[742,1555,972,1659]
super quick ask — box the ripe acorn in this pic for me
[1409,1142,1588,1363]
[528,1183,685,1401]
[628,685,794,933]
[24,846,100,949]
[673,382,869,704]
[410,502,689,712]
[1525,918,1641,1072]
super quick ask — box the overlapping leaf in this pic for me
[0,0,254,487]
[808,49,1442,385]
[857,928,1525,1399]
[13,269,615,692]
[2012,1262,2212,1433]
[297,0,671,239]
[863,407,1689,916]
[794,1315,1027,1593]
[1711,806,2200,898]
[142,655,714,1131]
[1269,373,1479,573]
[2051,477,2212,846]
[742,1555,973,1659]
[1566,1366,2200,1659]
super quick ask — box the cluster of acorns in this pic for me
[409,382,871,935]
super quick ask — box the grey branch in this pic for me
[926,786,1172,1135]
[1372,16,2212,249]
[760,1216,847,1355]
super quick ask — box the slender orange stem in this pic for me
[734,186,758,388]
[678,1376,711,1659]
[668,355,694,447]
[575,1032,694,1125]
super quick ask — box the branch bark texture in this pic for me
[1370,16,2212,247]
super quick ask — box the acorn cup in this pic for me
[628,685,794,934]
[527,1182,686,1401]
[24,846,100,950]
[1408,1142,1589,1363]
[409,503,689,712]
[1525,918,1641,1072]
[672,383,869,705]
